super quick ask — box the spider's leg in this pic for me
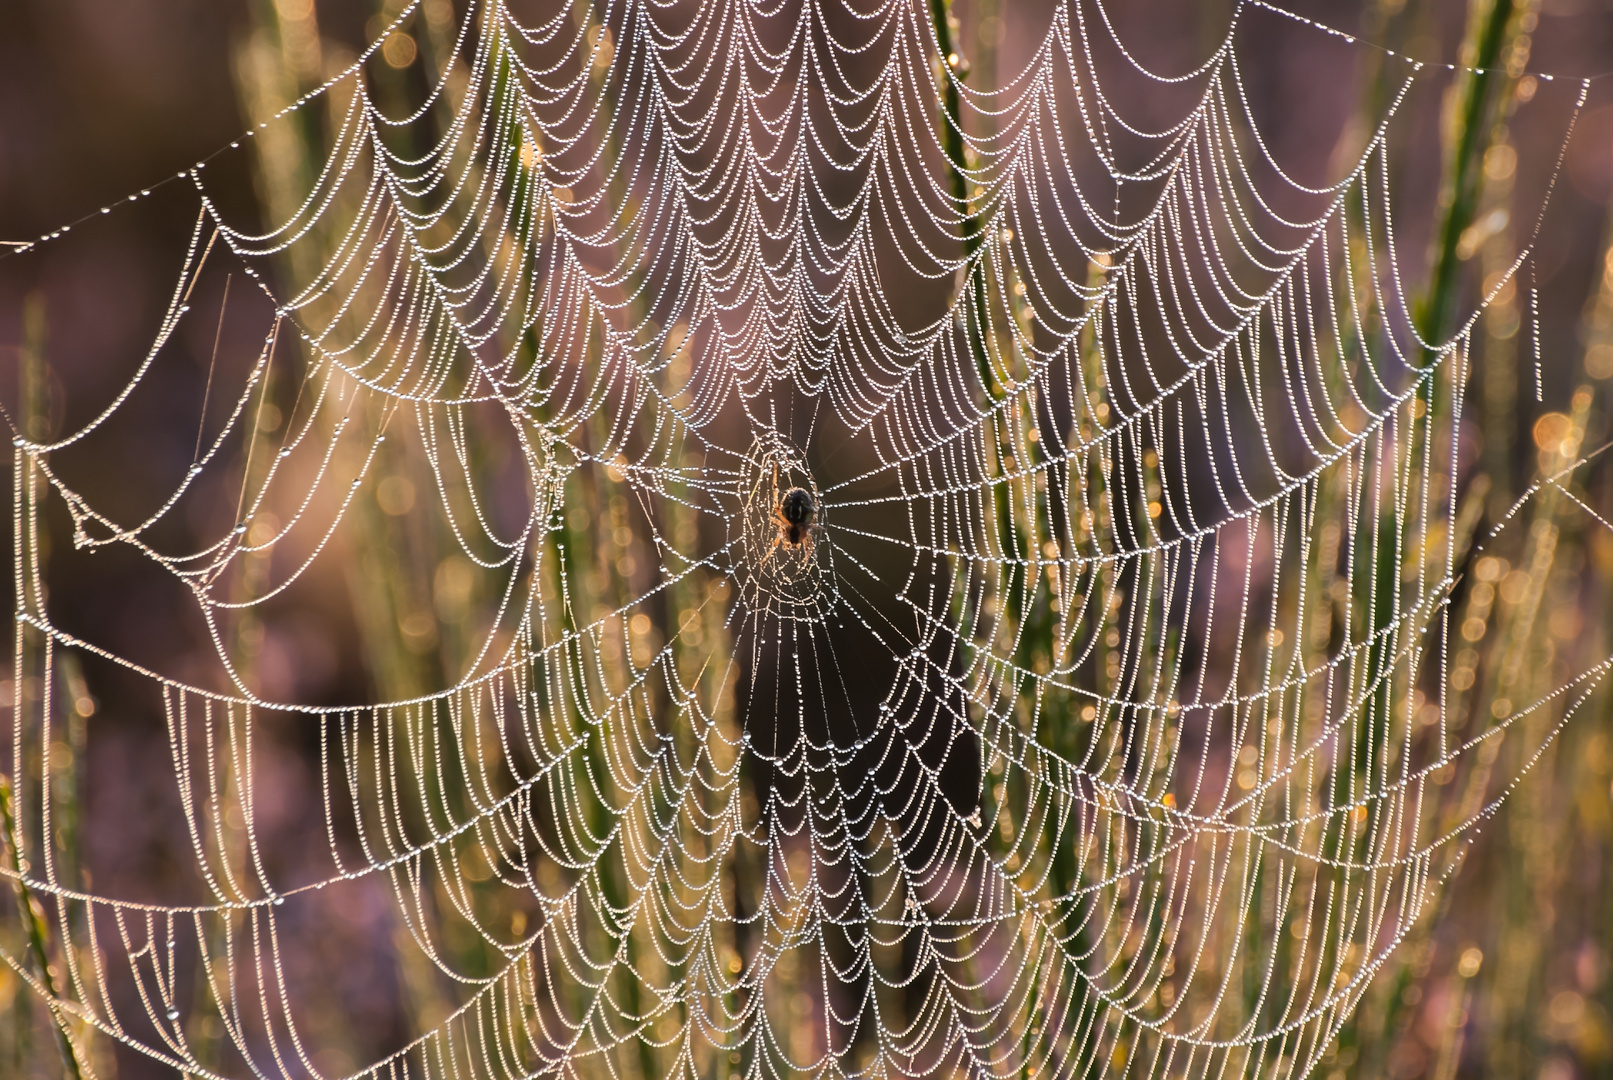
[758,534,781,571]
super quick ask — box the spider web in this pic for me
[4,1,1606,1077]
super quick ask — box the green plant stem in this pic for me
[0,779,82,1080]
[11,292,86,1080]
[931,0,1035,658]
[930,0,994,410]
[1417,0,1519,359]
[928,0,988,291]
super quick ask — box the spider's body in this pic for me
[758,468,821,569]
[777,487,816,545]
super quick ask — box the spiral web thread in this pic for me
[4,0,1607,1077]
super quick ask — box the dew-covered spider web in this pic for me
[5,0,1609,1077]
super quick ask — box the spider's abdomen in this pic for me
[780,487,815,528]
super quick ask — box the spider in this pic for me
[758,465,820,569]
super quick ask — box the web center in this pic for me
[730,438,837,622]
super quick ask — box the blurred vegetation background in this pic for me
[0,0,1611,1077]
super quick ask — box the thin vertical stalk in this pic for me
[1416,0,1522,359]
[0,780,82,1080]
[8,292,85,1080]
[931,0,1021,600]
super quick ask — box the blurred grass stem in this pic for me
[8,293,85,1080]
